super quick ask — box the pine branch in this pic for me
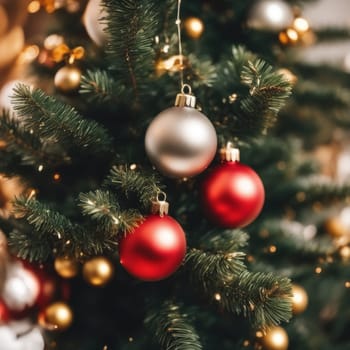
[186,247,292,330]
[9,196,118,261]
[79,190,142,233]
[269,176,350,209]
[80,69,125,104]
[11,83,113,156]
[254,219,337,258]
[240,58,292,131]
[145,301,202,350]
[0,110,65,167]
[103,0,159,97]
[8,228,52,262]
[210,46,292,139]
[104,166,163,210]
[293,81,350,110]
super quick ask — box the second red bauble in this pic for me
[201,161,265,228]
[119,215,187,281]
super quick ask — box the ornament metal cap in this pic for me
[151,191,169,217]
[175,84,196,108]
[220,142,240,162]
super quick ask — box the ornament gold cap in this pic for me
[151,191,169,217]
[220,142,240,162]
[175,84,196,108]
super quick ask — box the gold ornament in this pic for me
[54,257,79,279]
[325,217,348,238]
[38,301,73,331]
[155,55,188,76]
[291,284,308,315]
[54,65,82,93]
[184,17,204,39]
[293,17,309,33]
[260,326,289,350]
[82,256,114,286]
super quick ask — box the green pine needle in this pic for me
[145,301,203,350]
[105,165,163,209]
[11,83,113,155]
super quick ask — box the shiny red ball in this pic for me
[0,300,10,323]
[119,215,187,281]
[201,161,265,228]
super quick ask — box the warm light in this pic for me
[53,173,61,181]
[130,164,137,170]
[38,164,44,172]
[214,293,221,301]
[278,31,289,45]
[184,17,204,39]
[271,332,286,346]
[315,266,322,274]
[340,246,350,259]
[286,28,299,42]
[44,34,64,50]
[256,331,264,338]
[345,281,350,288]
[269,245,277,253]
[265,3,288,25]
[27,0,41,13]
[18,45,40,64]
[293,17,309,33]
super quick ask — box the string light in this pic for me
[214,293,221,301]
[269,245,277,253]
[344,281,350,288]
[315,266,322,274]
[27,0,41,13]
[293,17,309,33]
[176,0,185,89]
[53,173,61,182]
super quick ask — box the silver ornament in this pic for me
[247,0,294,32]
[83,0,107,47]
[145,90,217,178]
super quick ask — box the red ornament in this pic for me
[119,214,187,281]
[0,299,10,323]
[201,146,265,228]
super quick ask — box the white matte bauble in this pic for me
[145,92,217,178]
[247,0,294,32]
[0,320,44,350]
[83,0,107,47]
[2,261,40,312]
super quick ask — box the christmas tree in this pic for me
[0,0,350,349]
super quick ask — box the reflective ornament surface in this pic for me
[201,160,265,228]
[247,0,294,32]
[119,215,186,281]
[83,0,107,46]
[54,65,81,93]
[145,94,217,179]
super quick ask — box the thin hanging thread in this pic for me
[176,0,184,90]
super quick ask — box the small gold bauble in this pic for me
[261,326,289,350]
[325,217,348,238]
[183,17,204,39]
[82,256,114,287]
[39,301,73,331]
[54,65,82,93]
[291,284,308,315]
[54,257,79,279]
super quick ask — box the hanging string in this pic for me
[176,0,185,90]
